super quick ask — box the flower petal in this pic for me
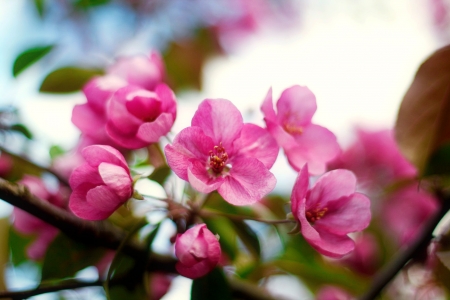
[218,157,276,205]
[107,86,143,135]
[291,165,309,221]
[137,113,174,144]
[82,145,128,170]
[233,123,279,169]
[187,160,224,194]
[260,87,277,122]
[72,104,107,138]
[156,83,177,118]
[98,162,132,200]
[191,99,243,149]
[86,185,123,213]
[106,121,148,149]
[69,183,113,220]
[83,75,127,112]
[69,163,103,190]
[276,85,316,126]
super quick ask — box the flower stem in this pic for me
[199,209,295,225]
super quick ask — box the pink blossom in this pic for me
[174,224,221,279]
[0,152,12,178]
[105,84,177,149]
[107,52,165,91]
[69,145,133,220]
[13,176,65,260]
[291,165,371,258]
[341,233,379,276]
[316,286,353,300]
[329,129,417,190]
[382,183,438,245]
[261,86,340,175]
[165,99,278,205]
[148,273,173,300]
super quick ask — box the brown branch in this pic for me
[0,178,274,299]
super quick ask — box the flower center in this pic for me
[283,123,303,135]
[209,143,228,174]
[305,206,328,223]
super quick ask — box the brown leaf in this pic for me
[395,45,450,173]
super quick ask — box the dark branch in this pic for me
[359,191,450,300]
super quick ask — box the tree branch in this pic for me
[0,178,274,299]
[359,191,450,300]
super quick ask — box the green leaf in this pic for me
[191,268,232,300]
[395,45,450,174]
[10,123,33,139]
[13,45,54,77]
[39,67,103,93]
[34,0,45,17]
[75,0,110,9]
[148,166,171,186]
[49,145,65,159]
[41,233,105,280]
[203,217,237,261]
[8,227,34,266]
[230,220,261,259]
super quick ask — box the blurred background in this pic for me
[1,0,449,299]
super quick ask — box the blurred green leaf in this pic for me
[75,0,110,9]
[10,123,33,139]
[148,166,171,186]
[41,233,105,280]
[191,268,232,300]
[34,0,45,17]
[49,145,65,159]
[204,192,257,218]
[230,220,261,259]
[8,226,34,266]
[424,142,450,176]
[39,67,103,93]
[203,217,237,261]
[13,45,54,77]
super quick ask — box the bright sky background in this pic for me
[1,0,448,299]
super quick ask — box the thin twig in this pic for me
[199,209,296,225]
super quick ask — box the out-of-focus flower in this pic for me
[382,183,438,246]
[107,52,165,91]
[105,84,177,149]
[261,86,339,175]
[316,286,353,300]
[148,272,173,300]
[329,129,417,190]
[69,145,133,220]
[0,152,12,178]
[341,233,379,276]
[291,165,371,258]
[165,99,278,205]
[13,175,65,260]
[174,224,221,279]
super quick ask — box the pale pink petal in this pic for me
[71,104,107,138]
[69,164,103,190]
[233,123,278,169]
[20,176,51,200]
[191,99,243,150]
[98,163,132,199]
[218,157,276,205]
[308,169,357,209]
[13,208,43,234]
[83,75,127,112]
[27,227,58,260]
[86,185,123,213]
[264,118,298,151]
[260,87,277,122]
[69,184,113,220]
[156,83,177,118]
[187,160,224,194]
[315,193,371,235]
[165,127,215,181]
[136,113,174,143]
[106,121,148,149]
[82,145,128,170]
[276,85,316,126]
[291,165,309,220]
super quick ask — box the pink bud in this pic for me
[316,286,353,300]
[174,224,221,279]
[68,145,133,220]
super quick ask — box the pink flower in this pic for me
[148,273,173,300]
[291,164,371,258]
[341,234,379,276]
[382,183,438,245]
[261,86,340,175]
[174,224,221,279]
[107,52,165,91]
[165,99,278,205]
[69,145,133,220]
[316,286,353,300]
[105,84,177,149]
[13,176,65,260]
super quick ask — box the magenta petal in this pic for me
[69,164,103,190]
[83,75,127,111]
[165,127,215,181]
[265,118,298,151]
[308,169,357,208]
[125,91,161,121]
[155,83,177,118]
[136,113,174,143]
[98,162,132,199]
[316,193,371,235]
[176,260,215,279]
[291,165,309,220]
[82,145,128,170]
[27,228,58,260]
[69,184,112,220]
[218,157,276,205]
[86,185,123,213]
[276,85,317,126]
[260,87,277,122]
[108,88,143,135]
[233,123,279,169]
[72,104,107,137]
[106,121,148,149]
[187,160,224,194]
[191,99,243,149]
